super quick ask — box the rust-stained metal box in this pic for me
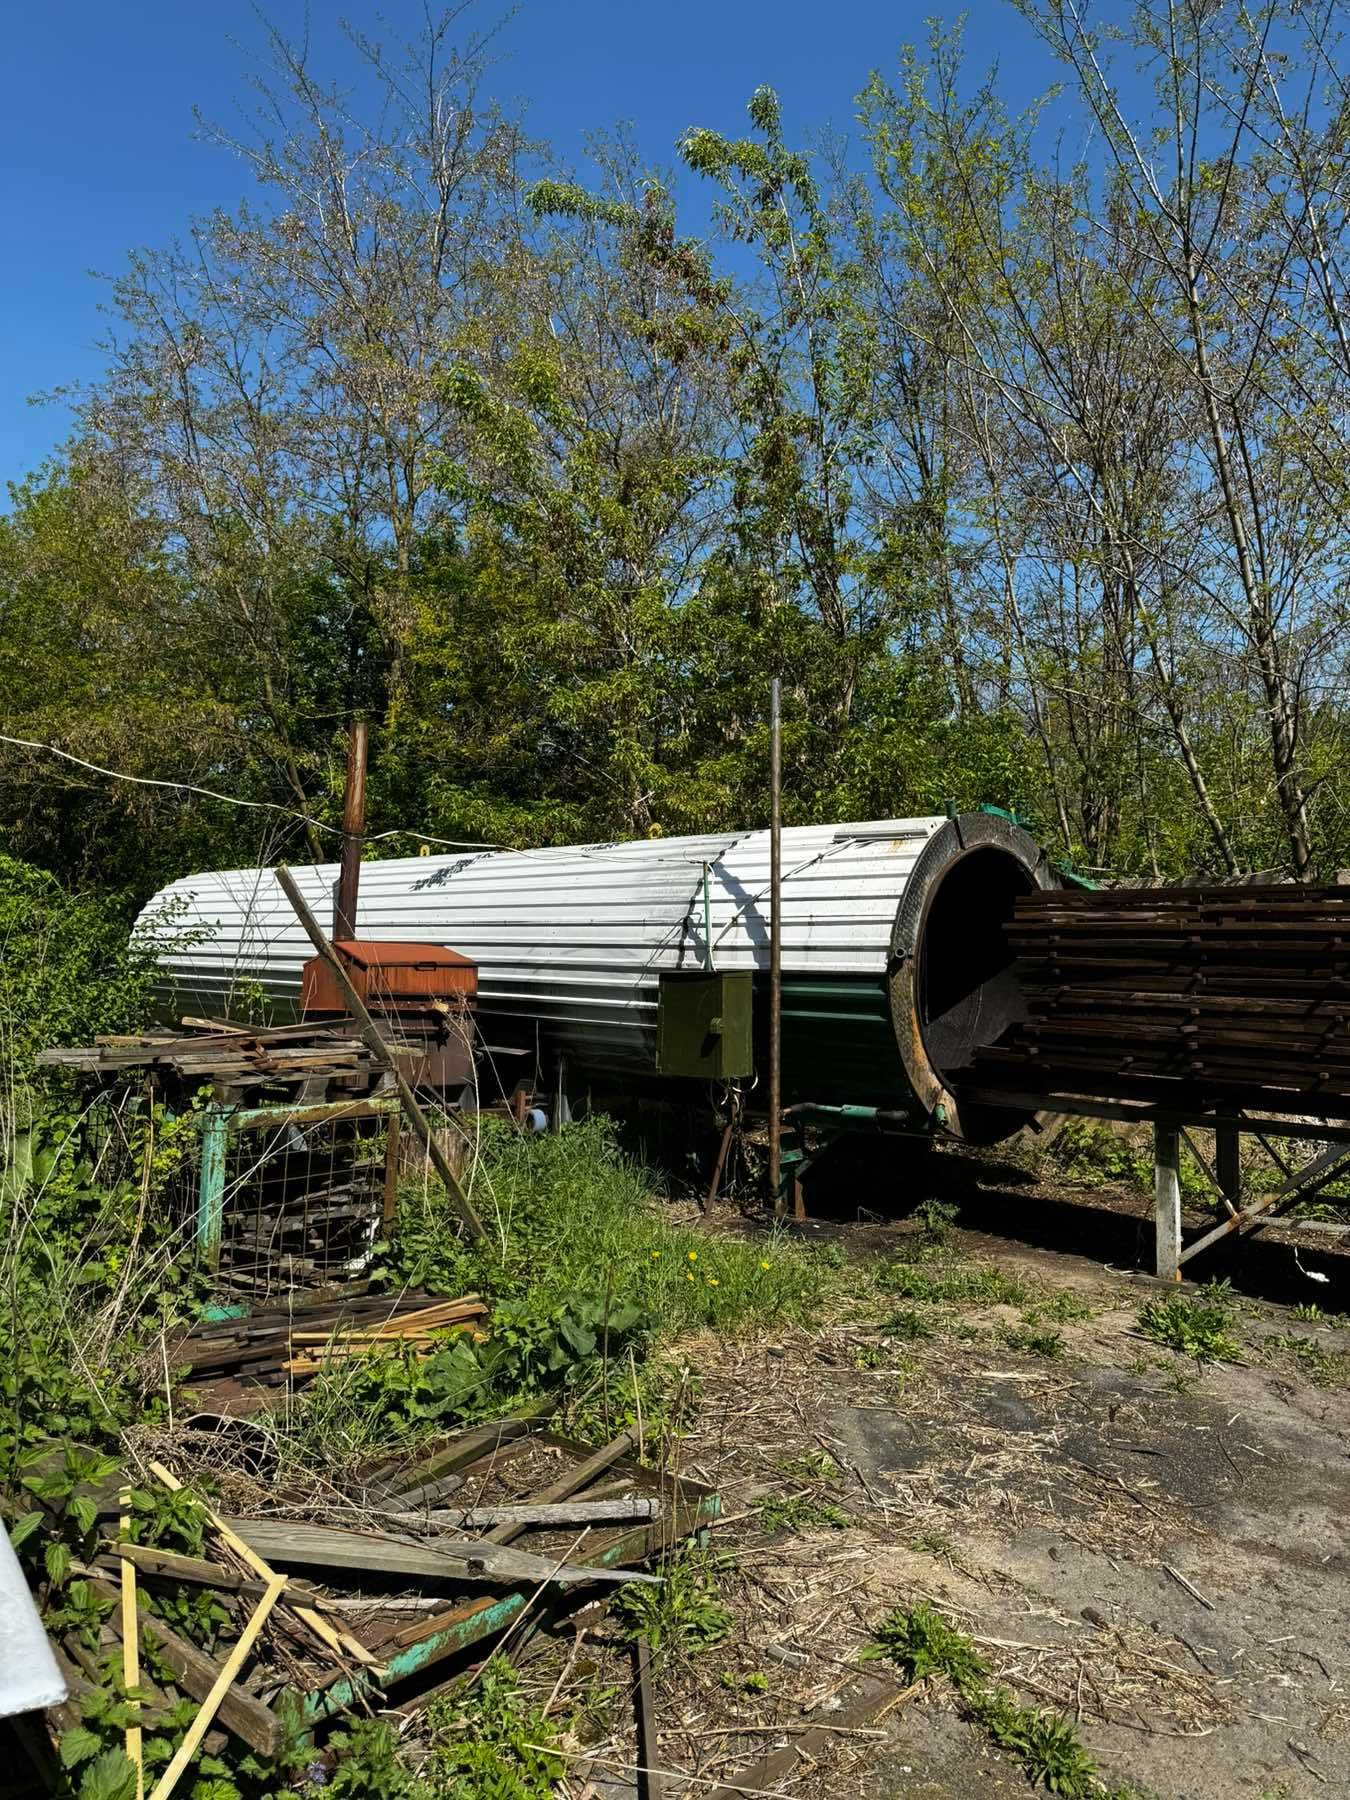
[301,940,477,1016]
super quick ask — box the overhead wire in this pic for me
[0,732,503,852]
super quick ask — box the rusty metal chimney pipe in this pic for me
[334,720,368,941]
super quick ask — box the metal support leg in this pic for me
[197,1106,232,1270]
[1154,1124,1182,1281]
[1215,1127,1241,1217]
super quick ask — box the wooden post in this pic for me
[334,720,368,940]
[634,1637,665,1800]
[1215,1126,1241,1215]
[119,1488,143,1800]
[768,677,783,1212]
[704,1121,733,1211]
[1154,1123,1182,1280]
[382,1113,401,1228]
[275,865,486,1242]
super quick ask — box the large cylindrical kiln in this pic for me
[137,810,1056,1143]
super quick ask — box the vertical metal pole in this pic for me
[334,719,369,940]
[1154,1122,1182,1281]
[769,678,783,1211]
[702,862,715,972]
[197,1105,231,1270]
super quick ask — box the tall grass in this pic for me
[389,1115,838,1336]
[285,1118,844,1465]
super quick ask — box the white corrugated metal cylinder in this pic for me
[139,818,937,1053]
[137,811,1056,1136]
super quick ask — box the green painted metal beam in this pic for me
[196,1105,233,1270]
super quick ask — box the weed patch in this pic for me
[613,1542,734,1662]
[421,1655,568,1798]
[1263,1333,1350,1388]
[1036,1289,1097,1324]
[863,1603,1102,1796]
[862,1601,988,1689]
[879,1262,1029,1307]
[752,1493,850,1533]
[773,1448,841,1481]
[998,1323,1066,1358]
[879,1307,934,1340]
[973,1688,1101,1795]
[296,1117,844,1459]
[1138,1294,1242,1364]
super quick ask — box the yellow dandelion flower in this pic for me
[686,1272,695,1282]
[687,1250,698,1262]
[760,1260,770,1270]
[708,1277,719,1287]
[650,1251,661,1259]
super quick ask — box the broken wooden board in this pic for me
[226,1518,663,1589]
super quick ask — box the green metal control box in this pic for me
[655,971,754,1079]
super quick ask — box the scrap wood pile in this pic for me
[176,1290,489,1388]
[970,883,1350,1120]
[23,1412,718,1798]
[37,1017,383,1100]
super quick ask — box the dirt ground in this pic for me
[537,1151,1350,1800]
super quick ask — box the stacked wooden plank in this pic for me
[177,1291,486,1387]
[38,1017,382,1095]
[969,884,1350,1120]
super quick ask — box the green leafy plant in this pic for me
[613,1543,734,1661]
[880,1262,1029,1307]
[1263,1333,1350,1389]
[1036,1290,1096,1325]
[1138,1294,1242,1364]
[862,1603,988,1690]
[324,1719,426,1798]
[879,1308,934,1340]
[752,1493,850,1533]
[997,1323,1066,1358]
[972,1688,1100,1796]
[422,1656,566,1798]
[773,1448,842,1481]
[863,1603,1100,1795]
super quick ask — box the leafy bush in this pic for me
[422,1657,567,1798]
[752,1493,850,1532]
[0,853,166,1109]
[1,1097,199,1478]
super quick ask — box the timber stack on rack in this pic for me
[38,1019,388,1104]
[970,884,1350,1121]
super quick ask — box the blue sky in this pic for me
[1,0,1058,487]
